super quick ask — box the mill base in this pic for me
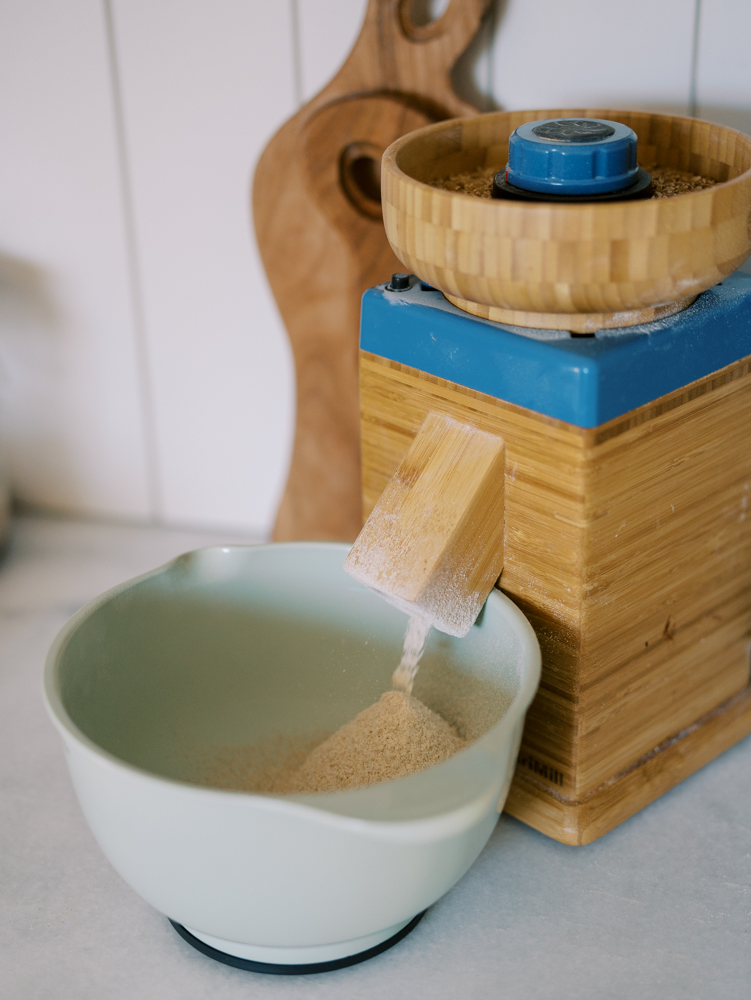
[505,686,751,845]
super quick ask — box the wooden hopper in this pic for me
[381,109,751,331]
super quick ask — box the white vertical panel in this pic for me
[110,0,297,533]
[695,0,751,133]
[451,1,499,113]
[489,0,696,113]
[695,0,751,274]
[0,0,151,519]
[297,0,368,103]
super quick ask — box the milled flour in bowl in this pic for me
[203,614,468,795]
[283,689,465,793]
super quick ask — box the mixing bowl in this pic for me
[44,542,540,972]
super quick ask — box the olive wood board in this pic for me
[253,0,491,542]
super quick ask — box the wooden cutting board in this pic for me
[253,0,491,541]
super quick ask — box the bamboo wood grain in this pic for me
[253,0,491,541]
[506,686,751,846]
[381,110,751,331]
[345,412,505,636]
[359,349,751,843]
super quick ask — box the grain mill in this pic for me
[350,109,751,845]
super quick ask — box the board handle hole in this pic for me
[403,0,451,28]
[340,143,383,219]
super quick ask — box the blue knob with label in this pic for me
[505,118,640,196]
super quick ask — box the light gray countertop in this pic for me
[2,515,749,999]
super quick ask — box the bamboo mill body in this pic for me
[352,111,751,845]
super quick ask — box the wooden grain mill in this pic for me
[348,109,751,845]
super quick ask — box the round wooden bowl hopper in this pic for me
[381,109,751,331]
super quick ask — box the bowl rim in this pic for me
[43,541,542,815]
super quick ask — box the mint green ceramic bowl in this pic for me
[44,543,540,968]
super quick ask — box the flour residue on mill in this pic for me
[343,411,506,638]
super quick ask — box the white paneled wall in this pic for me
[0,0,151,520]
[0,0,750,535]
[297,0,367,103]
[110,0,296,531]
[695,0,751,277]
[696,0,751,134]
[491,0,697,114]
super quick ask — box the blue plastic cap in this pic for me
[506,118,639,195]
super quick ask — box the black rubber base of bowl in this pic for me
[169,911,426,975]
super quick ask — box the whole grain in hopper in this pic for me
[645,164,717,198]
[432,165,497,197]
[429,163,716,199]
